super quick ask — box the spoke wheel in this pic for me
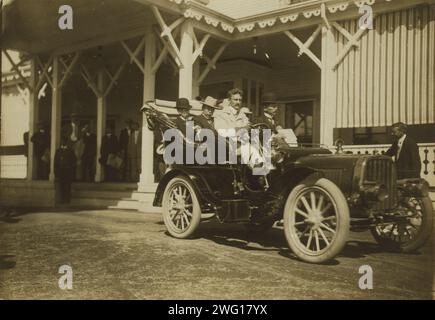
[162,176,201,239]
[284,177,350,263]
[371,196,433,252]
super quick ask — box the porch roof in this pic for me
[1,0,432,54]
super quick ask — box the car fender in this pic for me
[153,168,219,209]
[269,164,324,198]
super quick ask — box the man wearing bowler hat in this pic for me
[174,98,193,137]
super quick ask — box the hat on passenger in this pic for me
[201,96,222,110]
[175,98,192,110]
[261,92,278,104]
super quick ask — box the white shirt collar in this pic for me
[398,134,406,145]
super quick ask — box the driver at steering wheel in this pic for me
[252,92,283,134]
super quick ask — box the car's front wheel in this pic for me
[283,177,350,264]
[162,176,201,239]
[371,196,433,252]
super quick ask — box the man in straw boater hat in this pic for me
[193,96,222,132]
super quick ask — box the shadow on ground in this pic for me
[0,255,16,270]
[187,220,398,263]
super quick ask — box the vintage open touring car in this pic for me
[141,100,433,264]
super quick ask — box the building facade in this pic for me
[1,0,434,209]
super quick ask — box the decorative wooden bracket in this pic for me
[331,18,373,70]
[80,61,126,98]
[58,52,81,89]
[80,65,101,97]
[151,5,184,67]
[284,25,322,69]
[190,28,211,63]
[321,3,331,30]
[3,50,34,92]
[153,25,180,75]
[36,55,54,90]
[101,62,126,97]
[331,22,360,48]
[197,43,227,85]
[121,38,146,74]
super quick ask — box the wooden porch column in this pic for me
[49,56,62,182]
[178,21,194,99]
[138,28,156,192]
[27,57,39,180]
[192,60,200,98]
[95,70,106,182]
[320,27,337,147]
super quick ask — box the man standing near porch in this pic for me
[125,121,141,182]
[100,126,119,182]
[81,125,97,182]
[385,122,421,179]
[30,121,50,180]
[119,119,134,181]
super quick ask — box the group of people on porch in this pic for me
[29,113,143,185]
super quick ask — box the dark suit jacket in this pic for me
[119,128,130,157]
[31,130,50,158]
[386,136,421,179]
[54,147,76,180]
[193,114,216,132]
[173,116,194,137]
[82,133,97,159]
[253,113,280,134]
[100,134,119,164]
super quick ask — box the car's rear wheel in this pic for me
[371,196,433,252]
[162,176,201,239]
[283,177,350,264]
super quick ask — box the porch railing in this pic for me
[0,155,27,179]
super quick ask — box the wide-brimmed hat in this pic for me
[201,96,222,110]
[261,92,278,104]
[176,98,192,110]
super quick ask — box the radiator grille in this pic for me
[364,158,397,210]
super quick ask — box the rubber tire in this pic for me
[162,176,201,239]
[283,177,350,264]
[371,196,433,253]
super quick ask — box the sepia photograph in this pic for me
[0,0,434,304]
